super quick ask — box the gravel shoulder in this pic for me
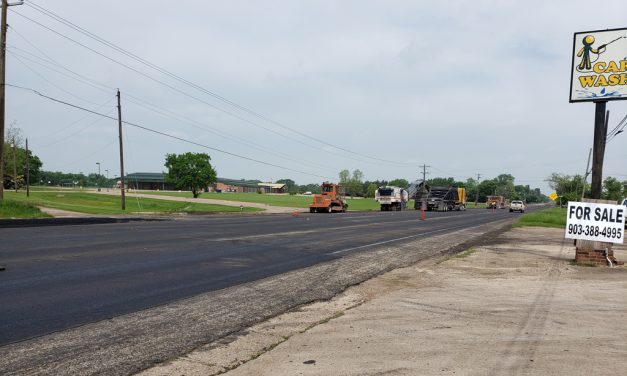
[141,227,627,376]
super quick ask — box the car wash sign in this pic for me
[566,201,625,243]
[570,28,627,102]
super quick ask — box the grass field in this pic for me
[134,190,388,211]
[0,200,51,219]
[513,207,567,229]
[3,191,262,215]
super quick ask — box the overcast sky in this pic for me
[5,0,627,193]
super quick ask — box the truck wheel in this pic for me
[310,208,315,213]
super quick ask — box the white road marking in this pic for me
[329,223,472,255]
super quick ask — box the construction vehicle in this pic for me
[309,182,348,213]
[375,186,408,211]
[413,184,467,211]
[486,195,506,209]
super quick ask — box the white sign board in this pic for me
[570,28,627,102]
[565,201,625,243]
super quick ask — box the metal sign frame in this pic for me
[568,28,627,103]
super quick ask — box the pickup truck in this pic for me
[509,200,525,213]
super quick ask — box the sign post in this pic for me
[570,28,627,199]
[566,200,625,266]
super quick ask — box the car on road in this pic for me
[509,200,525,213]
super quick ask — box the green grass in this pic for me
[0,199,51,219]
[134,190,388,211]
[4,191,262,215]
[513,207,567,229]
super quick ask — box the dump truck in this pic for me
[375,186,408,211]
[486,195,506,209]
[413,185,467,211]
[309,182,348,213]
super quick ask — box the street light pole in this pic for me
[96,162,100,191]
[105,169,109,191]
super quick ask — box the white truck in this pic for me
[375,186,408,211]
[509,200,525,213]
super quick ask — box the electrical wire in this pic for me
[8,24,410,170]
[17,3,424,167]
[6,83,335,180]
[7,38,338,172]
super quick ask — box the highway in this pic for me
[1,208,529,346]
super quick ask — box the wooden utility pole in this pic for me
[25,137,29,196]
[0,0,8,201]
[590,103,608,199]
[474,173,481,206]
[11,135,16,192]
[581,147,592,201]
[0,0,23,201]
[117,89,126,210]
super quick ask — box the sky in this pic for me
[4,0,627,193]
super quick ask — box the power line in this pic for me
[16,3,424,167]
[7,83,335,180]
[7,40,337,172]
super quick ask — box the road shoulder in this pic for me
[141,227,627,376]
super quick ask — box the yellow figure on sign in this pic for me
[577,35,603,71]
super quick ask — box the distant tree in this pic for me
[388,178,409,189]
[478,180,498,202]
[165,152,217,198]
[299,183,321,194]
[546,173,586,203]
[365,183,378,198]
[276,178,298,194]
[348,169,365,197]
[603,177,624,201]
[362,180,387,193]
[338,169,365,197]
[2,141,43,189]
[339,170,350,185]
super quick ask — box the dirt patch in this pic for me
[139,227,627,375]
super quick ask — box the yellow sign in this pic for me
[571,28,627,102]
[549,192,558,201]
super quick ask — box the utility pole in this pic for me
[590,105,608,199]
[0,0,23,202]
[419,164,430,184]
[581,148,592,201]
[0,0,7,201]
[419,164,430,211]
[474,173,481,207]
[117,89,125,210]
[25,137,28,197]
[11,135,16,192]
[96,162,100,191]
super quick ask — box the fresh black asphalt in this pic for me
[0,208,531,346]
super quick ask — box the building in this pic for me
[210,178,286,194]
[119,173,286,193]
[122,172,173,190]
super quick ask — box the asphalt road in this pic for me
[0,207,533,346]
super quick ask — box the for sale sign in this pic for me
[565,201,625,243]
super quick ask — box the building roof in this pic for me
[119,174,284,189]
[124,172,167,182]
[259,182,286,189]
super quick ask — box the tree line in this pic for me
[276,170,550,203]
[546,173,626,203]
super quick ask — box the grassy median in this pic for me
[131,190,387,211]
[3,191,262,215]
[0,200,51,219]
[513,207,567,229]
